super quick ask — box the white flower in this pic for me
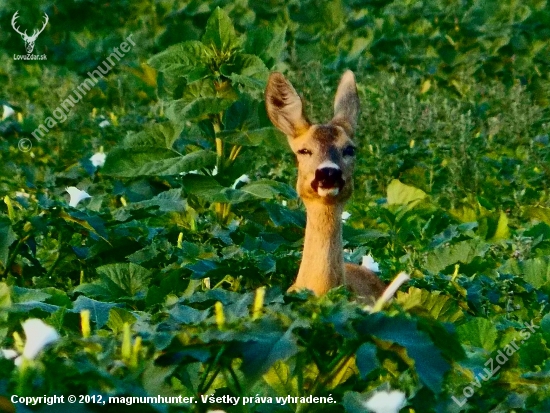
[2,105,15,121]
[363,390,406,413]
[98,120,110,128]
[15,191,29,199]
[65,186,91,207]
[90,152,106,167]
[362,254,380,272]
[341,211,351,222]
[2,319,60,367]
[21,319,60,361]
[212,166,218,176]
[232,174,250,189]
[281,200,287,207]
[1,349,18,360]
[179,170,199,176]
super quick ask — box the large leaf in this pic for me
[355,313,450,394]
[396,287,464,322]
[122,122,183,149]
[102,148,216,177]
[147,40,206,78]
[239,180,297,200]
[386,179,427,205]
[72,296,122,328]
[237,323,299,381]
[425,239,489,273]
[201,7,241,54]
[522,257,550,288]
[456,317,498,352]
[127,188,186,212]
[74,263,152,301]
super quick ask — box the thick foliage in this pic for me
[1,1,550,412]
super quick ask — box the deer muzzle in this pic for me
[312,167,344,196]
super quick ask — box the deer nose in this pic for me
[315,167,342,188]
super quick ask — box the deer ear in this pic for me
[331,70,360,136]
[265,73,310,138]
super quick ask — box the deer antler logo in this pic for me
[11,11,49,54]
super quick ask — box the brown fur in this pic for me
[265,71,386,303]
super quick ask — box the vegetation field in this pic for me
[1,0,550,412]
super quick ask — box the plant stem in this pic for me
[227,363,243,394]
[198,345,225,393]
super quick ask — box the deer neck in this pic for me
[295,201,345,295]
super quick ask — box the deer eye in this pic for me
[297,148,312,156]
[343,146,356,157]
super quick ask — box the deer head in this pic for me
[12,11,49,54]
[265,71,360,206]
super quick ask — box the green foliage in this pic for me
[1,0,550,411]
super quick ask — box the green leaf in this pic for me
[355,343,380,379]
[425,239,489,273]
[490,211,510,241]
[396,287,464,322]
[523,206,550,225]
[167,97,235,121]
[107,307,137,333]
[217,127,284,147]
[222,54,269,89]
[72,296,122,328]
[201,7,240,54]
[456,317,498,352]
[386,179,427,205]
[240,180,297,200]
[262,202,305,228]
[0,215,17,268]
[263,360,299,398]
[238,324,299,381]
[122,122,183,149]
[102,148,216,177]
[0,282,9,304]
[147,41,206,79]
[74,263,152,301]
[182,174,225,199]
[169,304,209,324]
[522,257,550,288]
[59,211,108,242]
[12,286,51,303]
[128,189,186,212]
[356,313,450,394]
[244,26,287,68]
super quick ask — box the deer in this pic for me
[11,11,49,55]
[265,70,387,304]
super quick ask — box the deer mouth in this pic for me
[311,179,345,197]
